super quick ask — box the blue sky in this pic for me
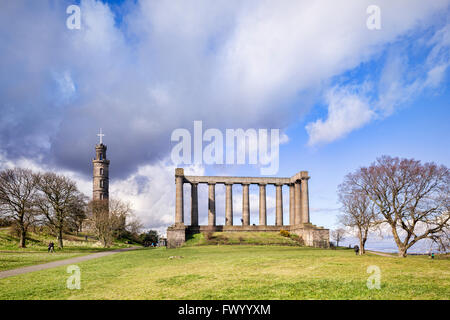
[0,1,449,248]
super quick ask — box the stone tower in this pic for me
[92,131,109,201]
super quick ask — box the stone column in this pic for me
[225,183,233,226]
[294,180,302,224]
[301,174,310,224]
[242,183,250,226]
[289,184,295,225]
[175,169,184,224]
[276,184,283,226]
[259,184,267,226]
[208,183,216,226]
[191,183,198,226]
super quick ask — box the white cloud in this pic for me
[306,21,450,146]
[1,0,449,173]
[306,87,374,145]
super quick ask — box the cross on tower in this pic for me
[97,128,105,144]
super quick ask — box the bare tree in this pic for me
[126,214,144,237]
[0,168,39,248]
[347,156,449,257]
[338,187,378,255]
[66,193,88,234]
[331,228,346,247]
[36,172,84,249]
[428,214,450,253]
[87,199,131,247]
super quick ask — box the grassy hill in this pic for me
[0,227,138,271]
[0,245,448,299]
[184,231,303,246]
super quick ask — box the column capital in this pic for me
[207,182,216,185]
[175,168,185,177]
[258,183,267,186]
[300,171,310,180]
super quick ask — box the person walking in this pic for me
[354,245,359,255]
[48,241,55,253]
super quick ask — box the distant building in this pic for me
[92,129,110,201]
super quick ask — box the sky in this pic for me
[0,0,449,251]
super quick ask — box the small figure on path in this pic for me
[48,241,55,253]
[354,245,359,255]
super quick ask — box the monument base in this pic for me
[167,224,329,248]
[167,223,186,248]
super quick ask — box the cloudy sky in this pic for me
[1,1,449,248]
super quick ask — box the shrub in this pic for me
[280,229,290,237]
[289,234,305,245]
[204,232,214,241]
[0,218,12,228]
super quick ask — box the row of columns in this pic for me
[175,177,310,227]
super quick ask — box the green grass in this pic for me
[0,227,139,271]
[0,245,448,299]
[184,231,301,246]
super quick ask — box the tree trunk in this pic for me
[359,237,366,255]
[390,224,408,257]
[398,245,407,257]
[357,228,366,255]
[58,229,64,249]
[19,226,26,248]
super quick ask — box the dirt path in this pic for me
[367,250,398,257]
[0,247,140,279]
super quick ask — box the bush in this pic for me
[204,232,214,241]
[0,217,12,227]
[139,230,159,246]
[289,233,305,245]
[280,229,290,237]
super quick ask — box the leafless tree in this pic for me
[87,199,131,247]
[428,213,449,253]
[346,156,449,257]
[126,214,144,237]
[66,193,88,234]
[36,172,84,249]
[0,168,39,248]
[338,187,379,255]
[331,228,346,247]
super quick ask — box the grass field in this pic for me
[184,231,302,246]
[0,244,448,300]
[0,227,138,271]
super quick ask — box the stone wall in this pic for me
[166,224,330,248]
[167,223,186,248]
[289,224,330,248]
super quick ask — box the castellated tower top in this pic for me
[92,135,110,201]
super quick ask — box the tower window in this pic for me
[100,168,104,175]
[100,193,103,200]
[99,154,103,160]
[100,180,104,188]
